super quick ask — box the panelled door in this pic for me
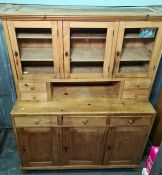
[63,22,116,79]
[16,127,60,167]
[113,21,162,77]
[103,126,147,165]
[7,21,61,79]
[62,127,106,165]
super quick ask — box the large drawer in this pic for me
[14,116,58,127]
[63,116,107,126]
[110,116,152,126]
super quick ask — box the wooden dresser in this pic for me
[1,5,162,170]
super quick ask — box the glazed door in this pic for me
[114,21,162,77]
[16,127,60,167]
[62,127,105,165]
[63,22,116,79]
[103,126,147,165]
[7,21,60,79]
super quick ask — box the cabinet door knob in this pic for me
[65,52,69,57]
[64,146,68,152]
[116,51,120,57]
[33,95,37,100]
[129,119,134,124]
[15,51,18,57]
[82,120,88,125]
[31,87,35,90]
[34,120,39,125]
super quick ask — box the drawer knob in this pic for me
[82,120,88,125]
[33,95,37,100]
[34,120,39,125]
[129,119,134,124]
[31,87,35,90]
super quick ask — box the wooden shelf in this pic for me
[71,48,104,62]
[124,33,140,39]
[17,33,52,39]
[119,65,148,73]
[52,83,120,100]
[124,33,155,39]
[71,66,103,74]
[20,48,53,61]
[121,47,150,61]
[22,66,54,74]
[71,33,106,39]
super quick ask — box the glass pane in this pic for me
[70,28,107,74]
[16,28,54,75]
[119,27,157,73]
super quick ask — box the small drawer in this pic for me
[110,116,152,126]
[63,116,107,126]
[19,83,46,92]
[123,89,149,99]
[20,92,47,101]
[14,116,57,127]
[124,79,151,89]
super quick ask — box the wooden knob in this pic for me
[24,84,29,87]
[33,95,37,100]
[15,51,18,57]
[34,120,39,125]
[129,119,133,124]
[116,51,120,57]
[65,52,68,57]
[82,120,88,125]
[31,87,35,90]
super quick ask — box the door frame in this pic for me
[63,21,116,79]
[113,21,162,78]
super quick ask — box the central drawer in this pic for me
[14,116,58,127]
[63,116,107,126]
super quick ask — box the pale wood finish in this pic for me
[103,126,147,165]
[14,116,58,127]
[20,92,47,101]
[2,13,162,170]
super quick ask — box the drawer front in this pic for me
[19,83,46,92]
[110,116,152,126]
[124,79,151,89]
[63,116,107,126]
[14,116,57,127]
[123,89,149,99]
[20,92,47,101]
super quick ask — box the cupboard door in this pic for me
[7,21,60,79]
[62,127,105,165]
[16,127,61,167]
[114,21,162,77]
[63,22,116,79]
[103,126,147,165]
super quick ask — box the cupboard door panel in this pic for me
[103,126,147,165]
[114,21,162,77]
[63,21,116,79]
[16,127,60,167]
[7,21,60,79]
[62,127,105,165]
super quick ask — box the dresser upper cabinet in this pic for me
[113,21,162,78]
[7,21,162,80]
[7,21,60,79]
[63,22,116,79]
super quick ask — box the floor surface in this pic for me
[0,129,144,175]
